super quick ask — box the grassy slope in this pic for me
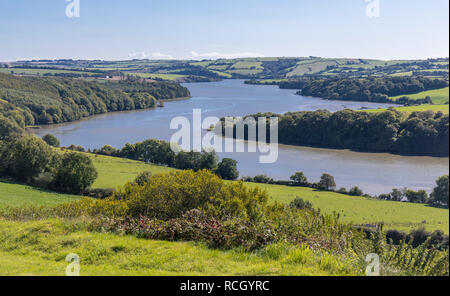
[363,104,449,114]
[89,154,174,189]
[249,183,449,233]
[0,180,80,209]
[390,87,449,104]
[0,219,360,276]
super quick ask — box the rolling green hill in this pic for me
[5,57,448,81]
[390,87,449,104]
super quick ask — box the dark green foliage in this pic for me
[0,73,189,125]
[243,175,274,184]
[289,197,313,210]
[133,171,153,186]
[404,189,429,204]
[0,134,54,181]
[215,158,239,180]
[236,109,448,156]
[318,174,336,191]
[290,171,308,186]
[94,145,119,156]
[83,187,115,199]
[297,76,448,103]
[430,175,449,207]
[42,134,60,147]
[0,115,23,144]
[386,229,407,245]
[52,152,98,194]
[348,186,364,196]
[111,170,268,222]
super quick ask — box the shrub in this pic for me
[290,172,308,186]
[110,170,269,221]
[386,229,407,245]
[251,175,274,184]
[52,152,98,194]
[337,187,348,194]
[42,134,60,147]
[348,186,364,196]
[0,134,54,181]
[215,158,239,180]
[133,171,153,186]
[318,174,336,191]
[95,145,119,156]
[430,175,449,207]
[83,188,115,199]
[407,227,430,248]
[289,197,313,210]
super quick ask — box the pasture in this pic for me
[0,219,361,276]
[390,87,449,104]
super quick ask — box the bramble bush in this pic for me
[109,169,269,221]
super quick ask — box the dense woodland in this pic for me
[226,109,449,156]
[275,76,449,103]
[0,73,190,125]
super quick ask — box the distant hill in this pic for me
[3,57,448,81]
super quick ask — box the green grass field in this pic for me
[0,180,80,209]
[363,104,449,114]
[89,154,174,189]
[0,219,361,276]
[390,87,449,104]
[249,183,449,233]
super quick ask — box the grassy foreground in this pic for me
[0,219,361,276]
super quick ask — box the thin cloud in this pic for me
[128,51,175,60]
[186,51,265,60]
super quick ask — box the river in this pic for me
[32,79,449,195]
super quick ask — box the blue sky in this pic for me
[0,0,448,61]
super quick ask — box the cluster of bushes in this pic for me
[93,139,240,180]
[377,176,449,208]
[243,172,338,191]
[357,227,449,250]
[0,73,190,125]
[230,109,448,156]
[244,170,449,208]
[0,118,98,194]
[293,76,448,103]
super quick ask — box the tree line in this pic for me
[92,139,240,181]
[0,73,190,125]
[295,76,448,103]
[0,118,98,194]
[226,109,449,156]
[262,76,448,104]
[244,170,449,208]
